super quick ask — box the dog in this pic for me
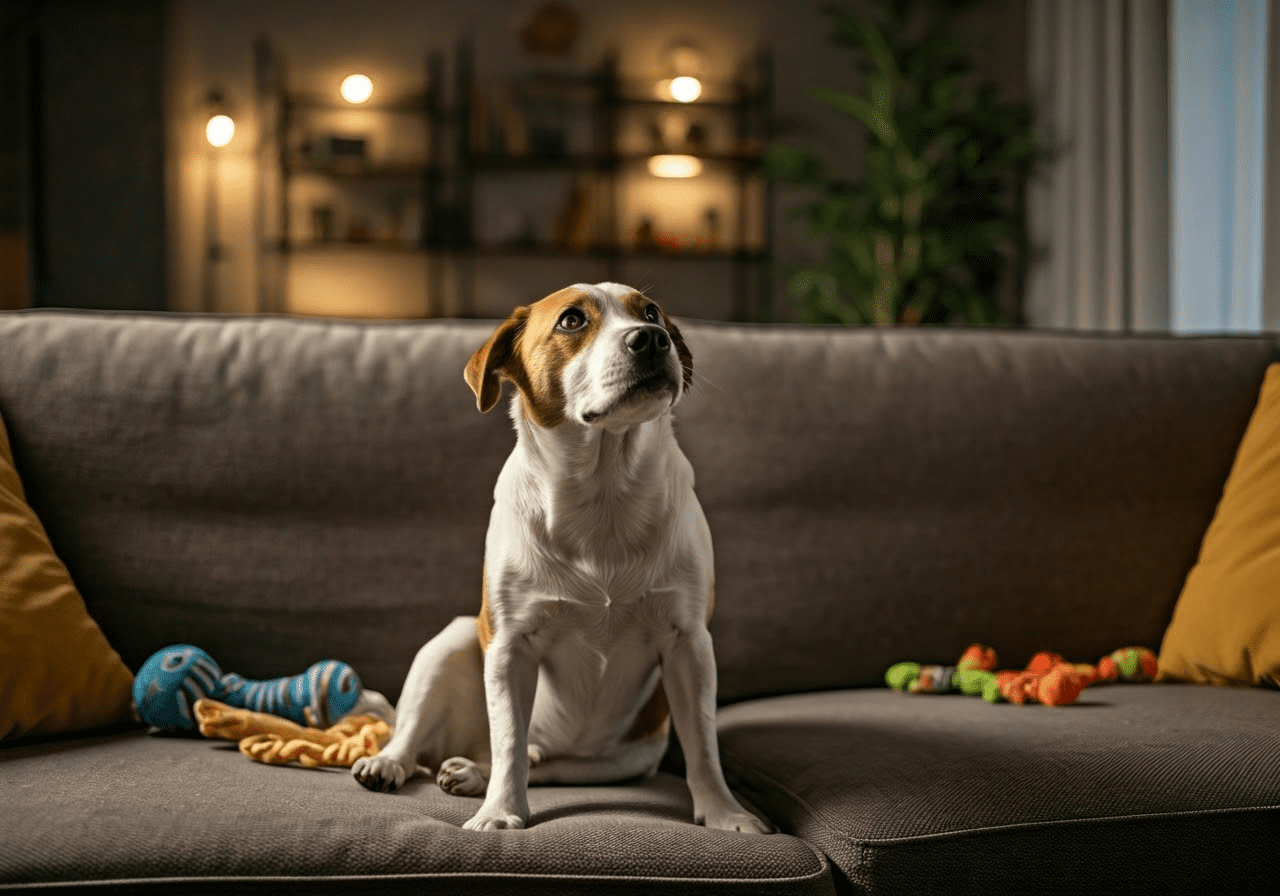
[353,282,771,835]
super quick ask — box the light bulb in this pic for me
[205,114,235,147]
[669,76,702,103]
[647,154,702,178]
[341,74,373,104]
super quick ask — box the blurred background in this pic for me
[1,0,1276,329]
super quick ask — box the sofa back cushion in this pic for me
[675,325,1278,701]
[0,313,1276,703]
[0,314,510,701]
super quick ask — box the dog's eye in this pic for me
[643,304,661,324]
[557,308,586,332]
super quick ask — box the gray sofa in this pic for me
[2,310,1278,895]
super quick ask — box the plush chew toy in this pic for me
[133,644,362,732]
[885,644,1001,701]
[1095,646,1160,683]
[194,698,391,769]
[887,644,1158,707]
[994,652,1088,706]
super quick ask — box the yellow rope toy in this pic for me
[194,698,391,769]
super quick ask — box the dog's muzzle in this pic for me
[623,325,672,364]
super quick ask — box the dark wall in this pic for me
[21,0,168,310]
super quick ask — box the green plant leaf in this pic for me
[763,145,826,184]
[811,86,897,146]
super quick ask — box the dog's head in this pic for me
[464,282,693,429]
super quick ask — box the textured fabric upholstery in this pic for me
[1,314,1275,705]
[3,311,1279,895]
[0,314,507,701]
[0,729,833,894]
[717,685,1280,893]
[676,325,1279,700]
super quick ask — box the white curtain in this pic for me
[1025,0,1171,331]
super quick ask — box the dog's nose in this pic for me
[623,326,671,358]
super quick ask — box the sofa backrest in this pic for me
[676,324,1278,700]
[0,313,508,703]
[1,312,1276,703]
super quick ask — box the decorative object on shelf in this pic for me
[634,216,658,252]
[520,1,580,57]
[684,121,708,153]
[766,0,1039,326]
[647,120,665,152]
[346,218,373,244]
[311,204,335,243]
[701,207,722,252]
[554,179,596,251]
[525,100,571,160]
[301,135,368,165]
[340,73,373,105]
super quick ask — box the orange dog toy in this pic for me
[888,645,1159,707]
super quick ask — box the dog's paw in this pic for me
[462,808,527,831]
[352,753,410,793]
[696,806,775,835]
[436,756,487,796]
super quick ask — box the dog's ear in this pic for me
[465,308,528,413]
[660,310,694,393]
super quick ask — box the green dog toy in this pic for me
[885,643,1002,702]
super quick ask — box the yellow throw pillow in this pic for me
[1159,363,1280,688]
[0,410,135,739]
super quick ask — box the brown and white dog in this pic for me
[353,282,770,834]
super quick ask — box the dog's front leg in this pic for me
[462,632,539,831]
[662,625,773,834]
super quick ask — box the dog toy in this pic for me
[993,652,1089,706]
[887,644,1159,707]
[194,698,391,768]
[886,644,1000,700]
[133,644,362,731]
[1095,646,1159,683]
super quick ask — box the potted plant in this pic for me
[768,0,1039,325]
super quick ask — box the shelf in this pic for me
[617,92,766,110]
[285,159,439,180]
[467,154,613,173]
[284,93,429,114]
[287,240,427,254]
[257,39,774,320]
[463,151,764,174]
[465,243,767,261]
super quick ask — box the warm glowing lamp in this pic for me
[341,74,374,104]
[205,113,235,148]
[668,75,702,103]
[648,154,702,178]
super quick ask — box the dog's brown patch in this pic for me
[464,287,602,428]
[477,576,495,653]
[625,680,670,742]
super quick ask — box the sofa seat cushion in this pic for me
[717,685,1280,895]
[0,730,832,895]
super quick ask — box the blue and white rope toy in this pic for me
[132,644,361,732]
